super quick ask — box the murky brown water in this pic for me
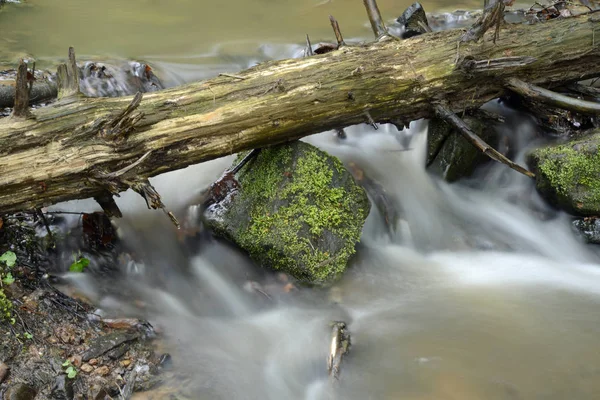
[0,0,479,69]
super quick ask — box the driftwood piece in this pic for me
[0,14,599,214]
[327,321,351,380]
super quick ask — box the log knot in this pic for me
[98,92,144,140]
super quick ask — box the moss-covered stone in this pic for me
[527,132,600,216]
[204,141,370,285]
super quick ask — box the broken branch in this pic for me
[363,0,389,39]
[433,103,535,178]
[329,15,346,48]
[10,60,30,119]
[505,78,600,114]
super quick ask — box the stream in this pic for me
[3,0,600,399]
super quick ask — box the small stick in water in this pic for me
[329,15,346,48]
[363,0,389,39]
[305,34,315,56]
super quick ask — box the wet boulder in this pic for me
[397,2,431,38]
[427,117,500,182]
[204,141,370,285]
[527,132,600,215]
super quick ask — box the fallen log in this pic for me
[0,79,58,109]
[1,12,599,214]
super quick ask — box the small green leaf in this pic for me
[0,251,16,268]
[24,332,33,340]
[62,360,71,367]
[66,366,77,379]
[9,317,15,325]
[2,273,14,285]
[69,257,90,273]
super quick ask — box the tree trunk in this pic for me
[1,14,599,214]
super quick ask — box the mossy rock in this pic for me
[428,117,499,182]
[204,141,370,285]
[527,132,600,216]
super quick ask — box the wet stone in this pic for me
[397,2,431,38]
[573,218,600,244]
[4,383,36,400]
[50,375,74,400]
[106,343,129,360]
[81,332,139,362]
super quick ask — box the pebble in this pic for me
[71,355,82,368]
[120,359,131,367]
[80,363,94,373]
[88,358,98,366]
[94,365,110,376]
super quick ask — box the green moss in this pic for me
[533,138,600,214]
[0,289,12,322]
[224,142,369,285]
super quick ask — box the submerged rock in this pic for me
[528,132,600,215]
[427,117,500,182]
[204,141,370,285]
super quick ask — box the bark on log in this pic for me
[1,14,599,214]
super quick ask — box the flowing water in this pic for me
[54,121,600,400]
[4,1,600,399]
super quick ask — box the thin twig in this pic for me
[231,149,261,174]
[505,77,600,114]
[434,103,535,178]
[219,73,247,80]
[305,34,314,56]
[36,208,54,243]
[103,151,152,179]
[363,110,378,130]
